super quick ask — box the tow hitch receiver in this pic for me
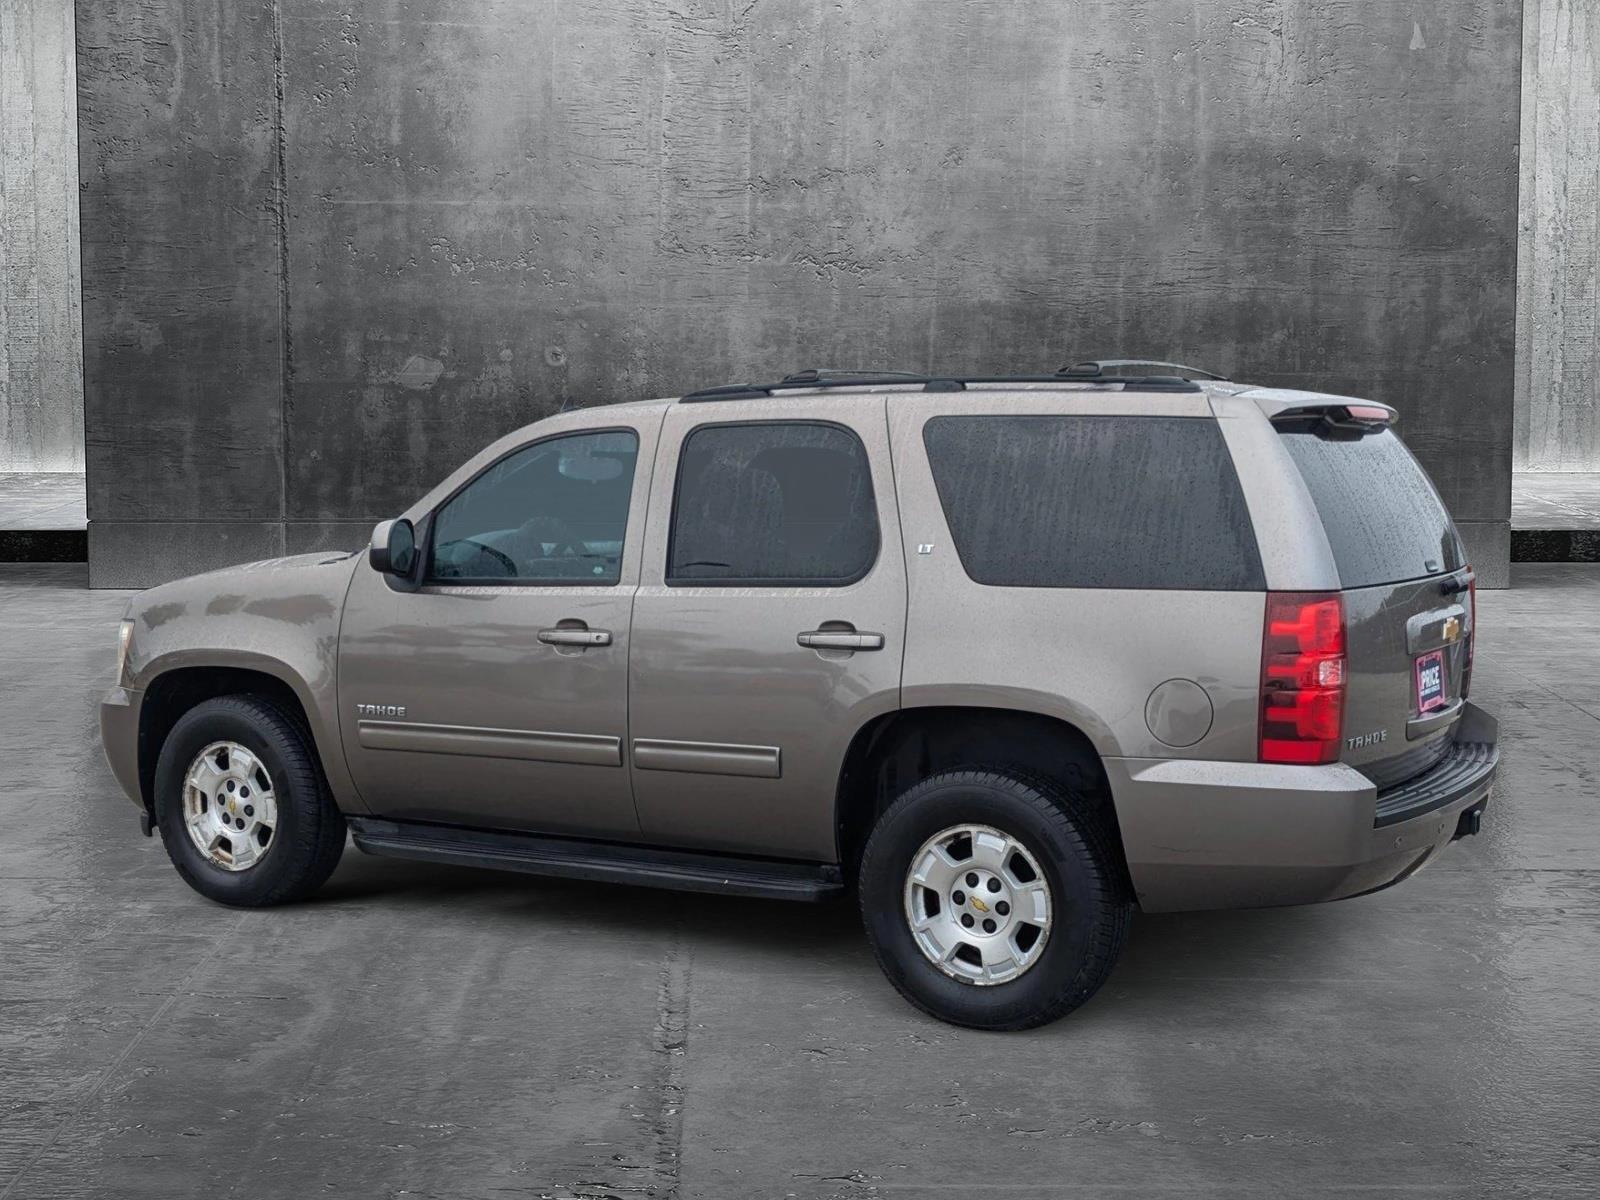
[1453,802,1486,841]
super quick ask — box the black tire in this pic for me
[858,768,1129,1031]
[153,694,346,907]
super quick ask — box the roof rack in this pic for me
[679,362,1212,402]
[780,368,929,385]
[1058,359,1227,382]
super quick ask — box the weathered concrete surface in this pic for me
[2,560,1598,1197]
[1,0,83,472]
[76,1,1523,588]
[1514,470,1600,529]
[75,0,286,585]
[1516,0,1600,473]
[0,471,85,530]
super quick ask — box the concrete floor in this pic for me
[2,563,1597,1199]
[1513,472,1600,531]
[0,473,87,531]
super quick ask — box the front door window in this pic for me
[429,430,639,584]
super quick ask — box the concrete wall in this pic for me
[78,0,1523,587]
[1,0,82,473]
[1516,0,1599,472]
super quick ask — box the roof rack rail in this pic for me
[779,368,929,385]
[925,374,1202,392]
[1057,359,1226,382]
[680,369,942,402]
[678,365,1213,402]
[680,373,938,402]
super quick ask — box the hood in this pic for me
[129,550,363,638]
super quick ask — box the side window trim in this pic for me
[663,418,881,589]
[422,425,641,588]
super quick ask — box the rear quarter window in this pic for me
[921,415,1265,590]
[1277,427,1464,588]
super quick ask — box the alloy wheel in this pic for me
[181,741,278,871]
[903,823,1053,985]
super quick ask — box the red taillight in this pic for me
[1259,592,1346,765]
[1462,569,1477,698]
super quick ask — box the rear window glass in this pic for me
[922,415,1265,590]
[1278,427,1463,588]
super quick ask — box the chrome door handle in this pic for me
[797,630,884,651]
[538,627,612,647]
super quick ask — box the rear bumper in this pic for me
[1107,702,1499,912]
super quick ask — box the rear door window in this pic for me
[922,415,1264,590]
[1277,427,1463,587]
[667,422,879,586]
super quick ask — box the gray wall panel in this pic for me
[1458,520,1513,589]
[283,519,371,556]
[76,0,284,526]
[87,521,284,590]
[1,0,82,472]
[80,0,1522,585]
[1515,0,1600,472]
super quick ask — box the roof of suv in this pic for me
[645,364,1389,427]
[676,364,1216,402]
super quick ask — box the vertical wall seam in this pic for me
[66,0,85,476]
[271,0,291,540]
[1512,0,1538,470]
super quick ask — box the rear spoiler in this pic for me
[1268,400,1398,438]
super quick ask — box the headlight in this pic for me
[115,618,135,685]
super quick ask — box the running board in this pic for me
[347,818,845,902]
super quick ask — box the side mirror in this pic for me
[369,518,417,578]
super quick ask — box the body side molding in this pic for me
[357,719,623,767]
[631,737,782,779]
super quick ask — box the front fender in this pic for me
[121,552,366,813]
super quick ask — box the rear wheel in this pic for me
[858,768,1128,1030]
[153,695,345,906]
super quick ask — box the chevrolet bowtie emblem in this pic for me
[1443,616,1461,643]
[970,896,990,913]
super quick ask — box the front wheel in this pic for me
[153,695,346,907]
[858,769,1129,1030]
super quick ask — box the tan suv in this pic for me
[100,363,1499,1029]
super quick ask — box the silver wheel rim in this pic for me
[903,824,1052,985]
[182,741,277,872]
